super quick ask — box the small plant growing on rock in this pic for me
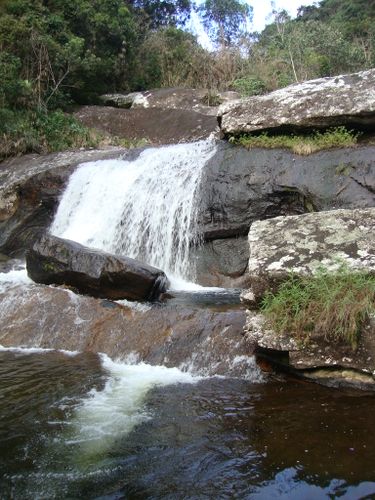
[261,264,375,349]
[231,126,359,155]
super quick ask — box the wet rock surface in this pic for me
[0,281,253,378]
[218,69,375,135]
[26,233,168,301]
[74,106,218,145]
[244,208,375,300]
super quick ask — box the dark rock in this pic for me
[73,106,218,145]
[198,142,375,241]
[26,233,169,301]
[193,236,250,287]
[218,69,375,135]
[244,208,375,301]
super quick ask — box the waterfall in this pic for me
[51,140,216,289]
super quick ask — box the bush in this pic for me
[261,264,375,349]
[0,109,99,160]
[232,76,267,96]
[231,126,359,154]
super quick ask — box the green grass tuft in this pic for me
[261,264,375,349]
[231,127,359,155]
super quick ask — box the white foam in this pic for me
[0,345,80,356]
[66,353,201,462]
[0,267,32,290]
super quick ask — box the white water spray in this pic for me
[51,140,216,288]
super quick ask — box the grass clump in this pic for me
[231,126,359,155]
[0,109,100,161]
[261,264,375,350]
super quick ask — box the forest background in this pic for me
[0,0,374,157]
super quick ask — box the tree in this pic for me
[198,0,252,47]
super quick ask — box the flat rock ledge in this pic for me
[244,207,375,303]
[26,233,168,301]
[245,311,375,391]
[218,68,375,135]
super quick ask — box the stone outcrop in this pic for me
[245,311,375,391]
[243,208,375,302]
[26,233,168,301]
[199,143,375,242]
[74,106,218,145]
[99,88,240,116]
[242,207,375,390]
[218,69,375,135]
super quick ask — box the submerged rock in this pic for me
[218,68,375,135]
[26,234,168,301]
[0,280,254,379]
[244,208,375,302]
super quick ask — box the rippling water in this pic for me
[1,349,375,499]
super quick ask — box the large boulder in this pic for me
[244,208,375,302]
[26,233,169,301]
[242,207,375,390]
[73,106,218,145]
[218,69,375,135]
[99,88,241,116]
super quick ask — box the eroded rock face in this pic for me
[244,208,375,301]
[218,69,375,135]
[245,310,375,391]
[1,142,374,287]
[26,233,169,301]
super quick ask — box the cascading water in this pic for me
[50,140,217,289]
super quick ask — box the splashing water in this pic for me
[51,140,217,288]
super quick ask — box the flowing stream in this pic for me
[1,140,375,498]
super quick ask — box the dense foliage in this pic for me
[0,0,374,158]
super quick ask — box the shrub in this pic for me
[0,109,99,160]
[231,126,359,154]
[261,264,375,349]
[231,76,267,96]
